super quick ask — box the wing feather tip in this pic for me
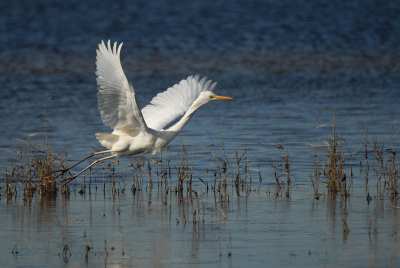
[209,82,217,92]
[117,42,123,55]
[113,41,117,54]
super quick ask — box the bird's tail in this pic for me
[95,133,119,149]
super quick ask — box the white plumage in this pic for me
[61,40,232,184]
[96,41,147,132]
[142,75,217,130]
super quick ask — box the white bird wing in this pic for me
[141,75,217,130]
[96,40,148,133]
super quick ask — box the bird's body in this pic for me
[94,40,231,157]
[60,40,232,184]
[95,130,157,157]
[95,90,223,157]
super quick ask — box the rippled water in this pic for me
[1,184,399,267]
[1,0,400,267]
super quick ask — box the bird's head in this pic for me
[201,91,233,103]
[189,91,233,112]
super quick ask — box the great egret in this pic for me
[61,40,232,185]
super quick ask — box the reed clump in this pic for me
[370,136,399,197]
[258,141,292,197]
[1,120,69,198]
[325,118,347,196]
[207,140,259,198]
[310,113,349,198]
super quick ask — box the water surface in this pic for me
[1,0,400,267]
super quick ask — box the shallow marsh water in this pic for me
[1,180,400,267]
[1,0,400,267]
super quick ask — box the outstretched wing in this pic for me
[141,75,217,130]
[96,40,147,133]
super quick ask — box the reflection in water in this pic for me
[1,179,399,267]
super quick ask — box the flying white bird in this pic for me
[61,40,232,185]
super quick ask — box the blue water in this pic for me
[1,0,400,267]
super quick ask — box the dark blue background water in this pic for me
[2,0,400,53]
[1,0,400,173]
[1,0,400,174]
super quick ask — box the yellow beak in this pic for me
[215,95,233,100]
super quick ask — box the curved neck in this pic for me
[167,99,204,133]
[156,97,206,147]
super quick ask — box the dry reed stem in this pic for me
[2,130,69,198]
[12,238,34,256]
[370,130,399,196]
[312,111,348,197]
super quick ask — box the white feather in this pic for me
[96,40,147,133]
[142,75,217,130]
[62,40,231,184]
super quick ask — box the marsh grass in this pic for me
[309,113,400,200]
[207,141,260,198]
[325,115,348,196]
[368,125,399,197]
[1,117,70,199]
[4,110,400,265]
[0,100,265,206]
[1,123,266,206]
[258,141,292,197]
[3,109,400,204]
[309,112,349,198]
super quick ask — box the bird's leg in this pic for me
[61,155,117,187]
[54,150,113,178]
